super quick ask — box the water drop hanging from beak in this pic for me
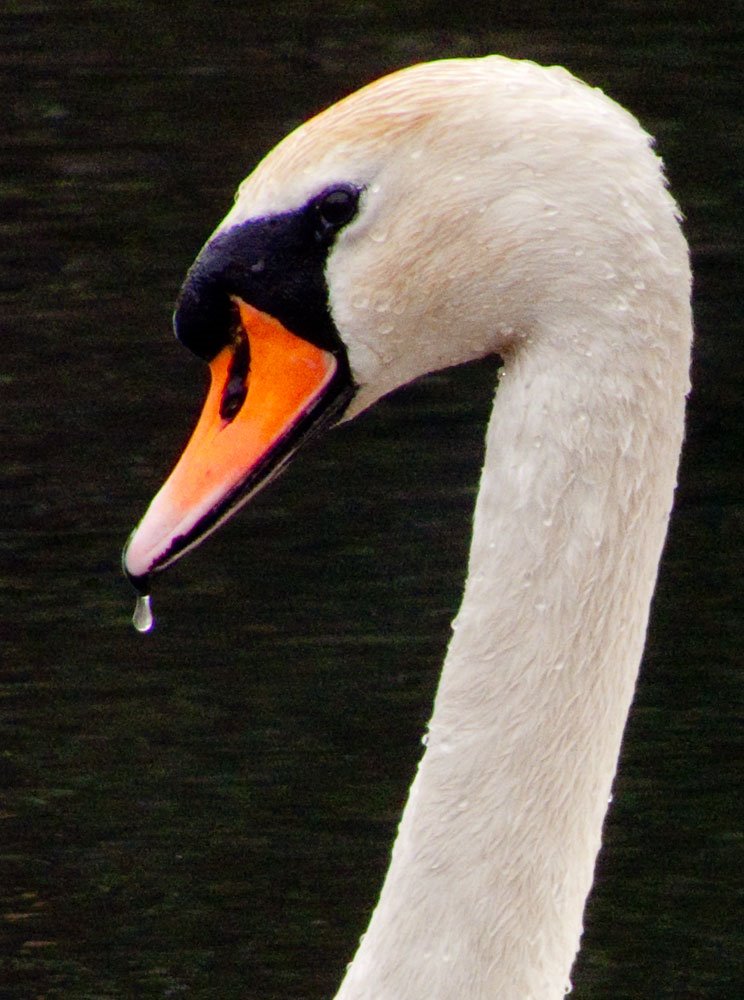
[133,593,154,633]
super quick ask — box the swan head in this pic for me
[123,55,686,590]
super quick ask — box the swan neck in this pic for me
[335,311,690,1000]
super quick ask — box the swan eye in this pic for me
[314,184,361,236]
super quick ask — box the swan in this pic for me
[123,56,692,999]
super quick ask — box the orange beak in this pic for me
[123,297,351,589]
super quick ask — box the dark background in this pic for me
[2,2,742,997]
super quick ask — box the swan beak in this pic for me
[123,298,351,591]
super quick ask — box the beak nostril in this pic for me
[220,377,248,421]
[219,324,251,422]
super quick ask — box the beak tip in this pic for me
[122,531,152,596]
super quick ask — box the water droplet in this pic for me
[534,600,547,613]
[410,150,423,161]
[564,978,574,995]
[249,258,265,273]
[543,516,553,527]
[421,732,430,747]
[133,594,154,633]
[554,660,565,672]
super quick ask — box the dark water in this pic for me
[1,2,741,997]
